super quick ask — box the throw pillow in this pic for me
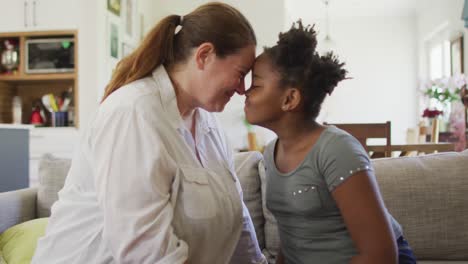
[0,252,6,264]
[0,218,48,264]
[258,159,280,263]
[37,154,71,218]
[234,151,265,250]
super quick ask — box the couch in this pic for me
[1,150,468,263]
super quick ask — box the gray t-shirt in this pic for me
[264,126,402,264]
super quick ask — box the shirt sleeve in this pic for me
[319,133,373,192]
[90,106,188,263]
[229,202,268,264]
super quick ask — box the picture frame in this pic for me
[109,22,119,59]
[450,35,464,75]
[122,0,138,43]
[107,0,121,16]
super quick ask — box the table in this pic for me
[367,143,455,158]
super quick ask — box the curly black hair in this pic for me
[264,20,348,120]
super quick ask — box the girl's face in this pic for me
[244,54,286,127]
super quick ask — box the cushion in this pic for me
[37,154,71,218]
[0,218,48,264]
[372,150,468,260]
[258,159,279,264]
[0,252,6,264]
[234,151,265,250]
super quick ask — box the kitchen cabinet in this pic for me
[0,0,78,32]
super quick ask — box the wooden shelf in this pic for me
[0,73,76,82]
[0,30,78,38]
[0,30,79,127]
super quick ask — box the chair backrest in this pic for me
[324,121,392,157]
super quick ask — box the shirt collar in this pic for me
[151,65,217,133]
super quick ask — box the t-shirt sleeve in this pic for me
[319,133,373,192]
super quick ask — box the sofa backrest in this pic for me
[37,150,468,261]
[373,150,468,260]
[36,154,71,218]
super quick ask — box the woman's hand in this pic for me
[332,171,398,264]
[275,247,285,264]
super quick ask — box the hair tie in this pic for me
[175,15,183,35]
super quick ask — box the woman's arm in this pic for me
[91,107,188,263]
[332,170,397,264]
[230,202,267,264]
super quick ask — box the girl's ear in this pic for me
[281,88,302,111]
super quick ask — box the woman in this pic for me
[244,21,417,264]
[32,3,266,264]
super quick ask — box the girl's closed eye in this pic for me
[246,85,260,93]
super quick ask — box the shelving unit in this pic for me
[0,30,78,127]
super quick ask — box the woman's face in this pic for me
[198,44,256,112]
[244,54,286,127]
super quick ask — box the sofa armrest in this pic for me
[0,188,38,233]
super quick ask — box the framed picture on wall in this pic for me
[107,0,121,16]
[122,0,138,43]
[110,22,119,59]
[450,35,464,75]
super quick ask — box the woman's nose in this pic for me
[235,78,246,95]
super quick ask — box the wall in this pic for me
[77,0,100,129]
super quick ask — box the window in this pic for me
[428,39,451,79]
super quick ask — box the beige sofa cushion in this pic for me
[37,154,71,218]
[234,151,265,250]
[258,159,280,263]
[373,150,468,260]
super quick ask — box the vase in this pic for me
[430,118,440,143]
[247,131,258,151]
[0,40,19,73]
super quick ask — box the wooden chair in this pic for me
[324,121,392,157]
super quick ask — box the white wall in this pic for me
[77,0,101,130]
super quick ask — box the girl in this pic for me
[244,21,416,264]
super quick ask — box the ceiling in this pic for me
[285,0,421,19]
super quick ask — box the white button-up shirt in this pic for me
[32,66,265,264]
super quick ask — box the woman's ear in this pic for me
[194,42,216,70]
[281,88,302,111]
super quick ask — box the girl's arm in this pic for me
[332,170,397,264]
